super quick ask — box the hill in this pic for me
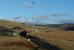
[0,20,36,50]
[34,24,74,28]
[0,20,74,50]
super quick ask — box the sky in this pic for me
[0,0,74,24]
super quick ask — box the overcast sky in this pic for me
[0,0,74,24]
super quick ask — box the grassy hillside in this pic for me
[0,20,36,50]
[35,24,74,28]
[0,36,36,50]
[0,20,33,32]
[34,30,74,50]
[0,20,74,50]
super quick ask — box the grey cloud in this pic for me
[21,1,35,8]
[33,15,49,20]
[50,13,71,17]
[14,16,22,20]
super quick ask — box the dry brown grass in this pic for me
[0,20,74,50]
[34,30,74,50]
[0,36,35,50]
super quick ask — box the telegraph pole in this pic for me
[22,0,35,35]
[31,1,35,35]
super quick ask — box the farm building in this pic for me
[0,26,16,36]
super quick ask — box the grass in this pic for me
[0,20,74,50]
[0,36,35,50]
[34,30,74,50]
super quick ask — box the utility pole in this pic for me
[22,0,35,35]
[32,1,34,35]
